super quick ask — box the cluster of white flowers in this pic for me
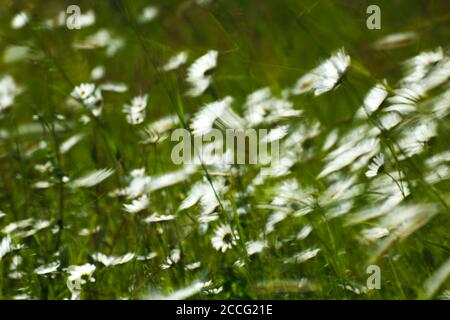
[123,94,148,125]
[66,264,96,300]
[0,75,22,116]
[71,83,104,117]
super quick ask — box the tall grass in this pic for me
[0,0,449,300]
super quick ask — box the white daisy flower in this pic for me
[123,94,148,125]
[244,87,302,126]
[186,50,218,97]
[99,82,128,92]
[383,85,423,116]
[66,263,96,300]
[402,48,444,84]
[60,133,84,154]
[397,122,437,159]
[162,51,189,72]
[185,261,201,270]
[66,263,96,283]
[9,256,22,270]
[365,153,385,178]
[91,252,135,267]
[322,129,339,151]
[144,280,207,300]
[292,48,350,96]
[378,112,403,131]
[90,65,105,80]
[0,75,22,114]
[246,240,267,256]
[361,227,389,243]
[69,168,114,188]
[145,165,198,194]
[143,213,175,223]
[123,195,149,213]
[373,32,417,50]
[84,89,104,117]
[296,225,313,240]
[356,83,388,118]
[0,236,14,261]
[211,224,239,253]
[160,249,181,269]
[3,218,51,239]
[34,161,53,173]
[179,178,229,217]
[318,138,379,178]
[141,114,179,144]
[35,261,60,275]
[136,252,158,261]
[284,248,320,264]
[73,29,124,57]
[138,6,159,23]
[190,96,245,136]
[11,12,29,29]
[121,168,151,199]
[71,83,104,117]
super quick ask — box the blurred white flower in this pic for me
[123,94,148,125]
[246,240,267,256]
[71,83,96,101]
[71,83,104,117]
[162,51,189,72]
[90,66,105,80]
[74,29,123,57]
[365,153,385,178]
[99,82,128,92]
[284,248,320,264]
[0,75,22,115]
[69,168,114,188]
[35,261,60,275]
[160,249,181,269]
[361,227,389,243]
[66,263,96,300]
[91,252,135,267]
[190,96,245,136]
[373,32,417,50]
[244,87,301,126]
[297,225,313,240]
[402,48,444,84]
[123,195,149,213]
[143,213,175,223]
[397,122,437,159]
[0,236,14,261]
[292,48,350,96]
[356,83,388,118]
[138,6,159,23]
[11,12,29,29]
[186,50,218,96]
